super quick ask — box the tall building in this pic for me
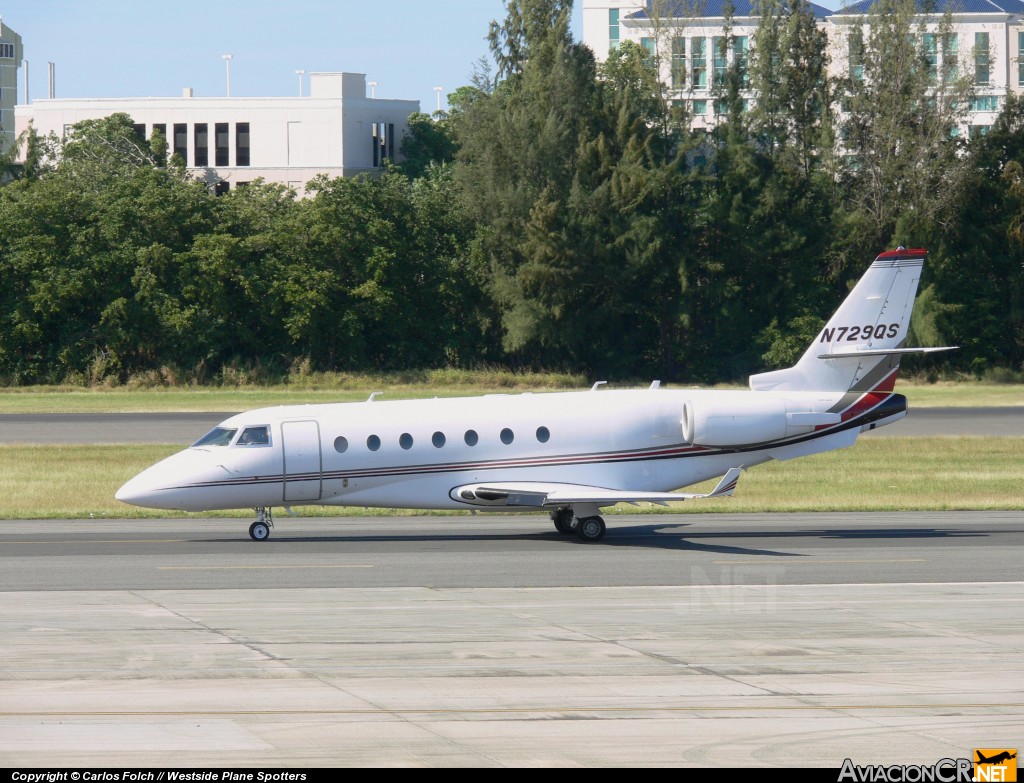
[581,0,1024,136]
[0,16,24,153]
[16,72,418,195]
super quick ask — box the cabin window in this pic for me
[400,433,414,450]
[334,436,348,453]
[500,428,514,445]
[432,431,446,448]
[192,427,237,447]
[367,435,381,451]
[464,429,478,446]
[237,426,270,446]
[536,426,550,443]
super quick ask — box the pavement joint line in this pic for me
[155,565,375,570]
[1,703,1022,717]
[712,559,928,564]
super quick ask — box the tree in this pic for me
[833,0,974,273]
[398,112,457,179]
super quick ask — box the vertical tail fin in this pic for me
[749,248,946,393]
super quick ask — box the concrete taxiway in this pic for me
[1,513,1022,767]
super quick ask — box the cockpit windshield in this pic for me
[237,426,270,446]
[192,427,237,447]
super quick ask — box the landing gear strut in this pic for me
[249,507,273,541]
[551,506,576,535]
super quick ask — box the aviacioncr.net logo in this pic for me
[974,749,1017,782]
[838,758,973,782]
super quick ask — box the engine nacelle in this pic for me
[682,397,790,447]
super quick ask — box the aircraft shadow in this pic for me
[205,523,991,557]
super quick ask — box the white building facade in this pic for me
[0,16,24,153]
[15,72,419,195]
[582,0,1024,135]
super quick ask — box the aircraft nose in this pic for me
[116,449,206,509]
[115,474,157,507]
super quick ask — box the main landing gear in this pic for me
[551,507,576,535]
[550,506,607,543]
[248,507,273,541]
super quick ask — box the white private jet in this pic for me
[117,248,952,542]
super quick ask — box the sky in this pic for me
[0,0,582,112]
[1,1,842,112]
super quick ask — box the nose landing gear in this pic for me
[248,507,273,541]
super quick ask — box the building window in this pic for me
[692,99,707,115]
[132,123,146,142]
[173,123,187,162]
[671,37,686,89]
[194,123,208,167]
[0,43,14,59]
[1019,32,1024,85]
[372,122,393,167]
[640,37,655,63]
[215,123,229,166]
[609,8,619,50]
[712,36,728,88]
[943,33,958,83]
[923,34,938,83]
[734,36,749,88]
[151,123,167,142]
[214,181,230,196]
[691,37,707,90]
[975,32,990,85]
[236,122,250,166]
[849,29,864,81]
[969,124,991,139]
[970,95,999,112]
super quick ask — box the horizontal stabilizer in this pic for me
[818,346,958,359]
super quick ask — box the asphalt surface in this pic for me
[1,406,1023,443]
[1,512,1021,591]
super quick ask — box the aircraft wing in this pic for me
[454,468,742,508]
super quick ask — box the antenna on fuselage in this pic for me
[649,380,661,389]
[591,381,607,391]
[367,392,382,402]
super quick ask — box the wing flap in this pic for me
[451,468,742,508]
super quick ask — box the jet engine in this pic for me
[682,397,796,447]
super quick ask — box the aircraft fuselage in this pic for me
[116,387,905,513]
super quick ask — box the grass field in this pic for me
[0,379,1021,413]
[2,437,1020,520]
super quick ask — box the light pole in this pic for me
[368,80,377,99]
[295,69,305,97]
[433,86,443,113]
[221,54,233,97]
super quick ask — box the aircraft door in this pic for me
[281,420,322,502]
